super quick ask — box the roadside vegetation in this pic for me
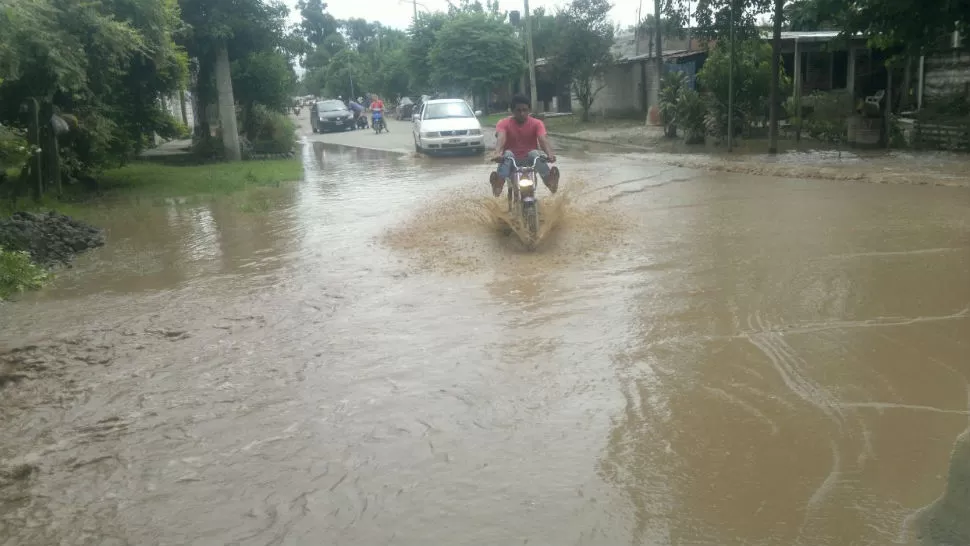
[0,245,49,301]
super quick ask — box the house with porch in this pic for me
[568,31,707,118]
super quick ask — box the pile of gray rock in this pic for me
[0,211,105,267]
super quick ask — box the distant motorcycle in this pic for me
[372,111,387,134]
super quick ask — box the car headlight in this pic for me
[420,132,437,138]
[468,129,482,136]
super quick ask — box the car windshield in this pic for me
[318,101,345,112]
[424,102,474,120]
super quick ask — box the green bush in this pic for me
[242,104,296,154]
[804,91,852,145]
[676,89,708,144]
[154,114,191,141]
[698,39,791,138]
[0,246,50,300]
[659,71,687,138]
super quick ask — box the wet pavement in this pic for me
[1,132,969,545]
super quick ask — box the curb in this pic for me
[482,123,653,151]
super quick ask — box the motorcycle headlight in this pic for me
[517,179,534,190]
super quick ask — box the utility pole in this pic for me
[524,0,539,112]
[727,0,735,152]
[413,0,418,24]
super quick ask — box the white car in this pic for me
[412,99,485,155]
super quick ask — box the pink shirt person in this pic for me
[496,116,547,158]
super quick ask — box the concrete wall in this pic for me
[924,51,970,100]
[572,62,658,118]
[161,92,195,130]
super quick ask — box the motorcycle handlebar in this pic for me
[490,154,553,168]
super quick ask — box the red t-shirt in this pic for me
[371,100,384,112]
[496,116,547,158]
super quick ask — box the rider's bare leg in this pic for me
[489,151,516,197]
[526,149,559,194]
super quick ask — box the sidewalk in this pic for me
[483,116,664,149]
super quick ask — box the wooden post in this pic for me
[25,98,43,200]
[847,46,856,100]
[885,64,893,149]
[524,0,538,112]
[793,39,802,142]
[40,103,61,196]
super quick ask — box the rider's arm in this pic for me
[493,130,507,157]
[538,133,556,162]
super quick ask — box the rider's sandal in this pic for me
[489,172,504,197]
[545,167,560,194]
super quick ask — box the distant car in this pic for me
[311,100,354,133]
[396,97,415,120]
[412,99,485,155]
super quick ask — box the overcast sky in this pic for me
[282,0,654,33]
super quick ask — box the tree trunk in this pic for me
[179,89,189,126]
[768,0,784,154]
[194,57,215,142]
[214,41,241,162]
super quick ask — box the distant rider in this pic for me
[370,95,387,131]
[489,94,559,197]
[348,99,366,129]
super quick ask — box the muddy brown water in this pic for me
[1,141,969,545]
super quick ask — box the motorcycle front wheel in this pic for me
[523,203,539,241]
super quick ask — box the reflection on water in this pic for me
[0,142,968,545]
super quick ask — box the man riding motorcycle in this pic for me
[489,94,559,197]
[370,94,387,131]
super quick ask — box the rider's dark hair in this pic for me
[511,94,531,109]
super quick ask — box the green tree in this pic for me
[0,0,185,193]
[372,47,412,100]
[841,0,967,56]
[178,0,291,160]
[406,12,448,94]
[429,12,523,107]
[297,0,340,49]
[698,39,789,136]
[668,0,770,41]
[551,0,615,121]
[324,49,368,99]
[232,51,297,115]
[784,0,843,30]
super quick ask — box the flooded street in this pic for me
[1,133,969,545]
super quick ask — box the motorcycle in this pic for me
[492,154,550,248]
[372,111,387,134]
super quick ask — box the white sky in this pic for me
[283,0,653,33]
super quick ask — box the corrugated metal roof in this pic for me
[762,30,865,42]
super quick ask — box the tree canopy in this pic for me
[549,0,615,120]
[429,13,524,98]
